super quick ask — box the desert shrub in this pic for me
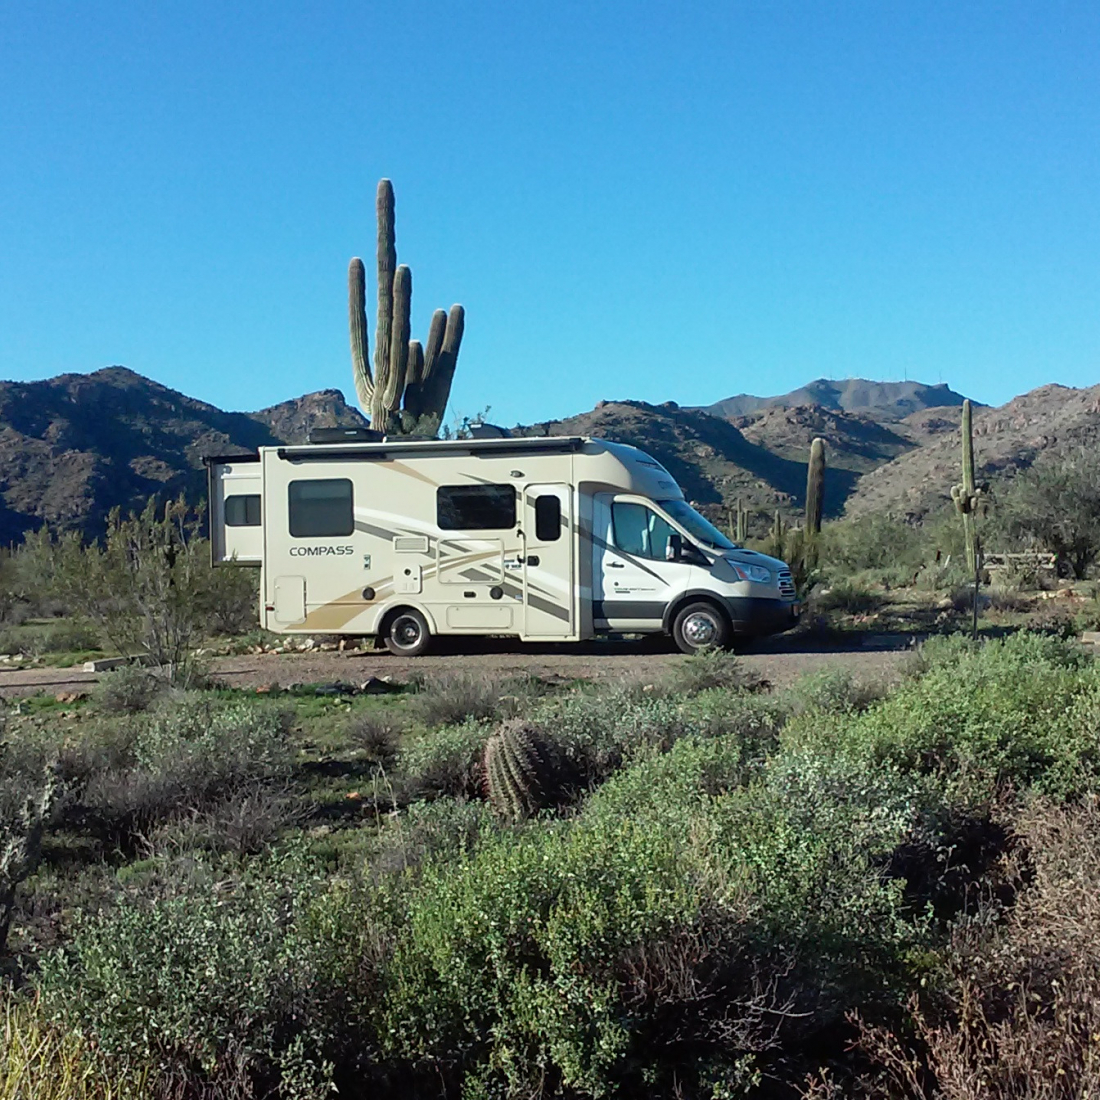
[37,851,381,1099]
[369,797,494,879]
[82,695,294,833]
[660,647,751,695]
[991,447,1100,578]
[985,586,1031,613]
[198,561,258,637]
[154,785,304,857]
[406,669,537,728]
[91,665,162,715]
[859,798,1100,1098]
[0,621,99,660]
[781,632,1100,807]
[813,579,884,614]
[346,708,405,769]
[820,513,928,579]
[400,718,488,800]
[529,683,704,787]
[378,733,923,1097]
[21,500,226,683]
[785,665,890,716]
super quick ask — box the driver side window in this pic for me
[611,502,677,560]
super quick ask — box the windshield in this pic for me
[659,500,736,551]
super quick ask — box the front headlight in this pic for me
[731,563,771,584]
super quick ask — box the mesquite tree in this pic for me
[349,179,465,434]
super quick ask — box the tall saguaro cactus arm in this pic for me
[348,258,373,410]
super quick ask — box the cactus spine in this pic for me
[483,719,569,821]
[349,179,465,433]
[950,399,981,577]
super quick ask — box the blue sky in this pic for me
[1,1,1097,426]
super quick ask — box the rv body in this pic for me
[206,436,800,654]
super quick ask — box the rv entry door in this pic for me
[521,484,574,638]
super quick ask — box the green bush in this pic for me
[400,718,488,800]
[37,851,381,1099]
[92,665,162,715]
[377,731,924,1096]
[820,513,927,578]
[781,632,1100,806]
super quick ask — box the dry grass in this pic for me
[0,996,152,1100]
[852,798,1100,1098]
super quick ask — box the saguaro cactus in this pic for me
[349,179,465,433]
[735,498,748,544]
[804,438,826,567]
[482,719,569,821]
[950,399,981,578]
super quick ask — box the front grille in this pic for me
[778,570,796,598]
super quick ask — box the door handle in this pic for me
[606,561,625,569]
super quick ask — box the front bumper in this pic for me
[720,596,801,637]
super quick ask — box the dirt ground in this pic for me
[0,635,915,698]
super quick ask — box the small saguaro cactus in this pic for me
[349,179,466,434]
[482,719,570,822]
[950,399,981,578]
[770,510,788,562]
[804,437,826,567]
[736,498,749,544]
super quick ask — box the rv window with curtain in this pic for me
[437,485,516,530]
[534,495,562,541]
[288,479,354,537]
[225,494,261,527]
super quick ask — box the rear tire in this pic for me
[384,608,432,657]
[671,601,729,655]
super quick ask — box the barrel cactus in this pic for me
[482,719,570,821]
[349,179,465,434]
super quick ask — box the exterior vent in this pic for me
[394,536,429,554]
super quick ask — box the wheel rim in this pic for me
[392,615,422,649]
[682,612,718,647]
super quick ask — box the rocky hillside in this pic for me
[844,383,1100,519]
[702,378,971,422]
[520,399,859,536]
[0,367,366,544]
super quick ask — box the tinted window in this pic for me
[289,479,353,537]
[534,495,562,542]
[225,494,261,527]
[437,485,515,530]
[611,502,677,560]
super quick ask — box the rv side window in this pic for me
[288,479,354,537]
[611,502,677,560]
[437,485,515,530]
[225,494,261,527]
[534,495,561,542]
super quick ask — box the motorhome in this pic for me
[205,434,800,655]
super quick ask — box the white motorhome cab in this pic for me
[205,435,800,655]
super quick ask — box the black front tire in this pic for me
[384,608,432,657]
[671,601,730,655]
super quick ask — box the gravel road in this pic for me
[0,635,915,698]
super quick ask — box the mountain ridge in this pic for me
[700,377,972,423]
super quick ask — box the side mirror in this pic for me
[665,533,683,561]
